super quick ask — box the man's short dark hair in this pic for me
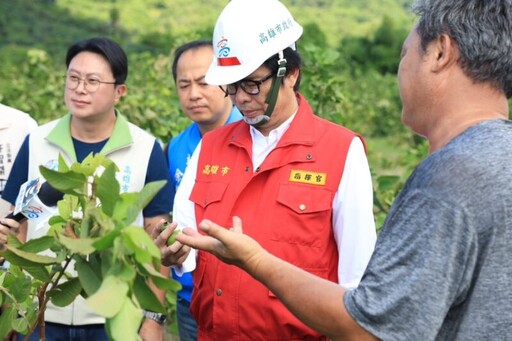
[66,37,128,84]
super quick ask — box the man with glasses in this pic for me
[156,0,376,339]
[1,37,175,341]
[173,0,512,339]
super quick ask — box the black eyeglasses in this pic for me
[64,74,117,93]
[220,73,273,97]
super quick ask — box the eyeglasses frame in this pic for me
[219,73,274,97]
[64,74,117,92]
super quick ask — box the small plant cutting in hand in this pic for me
[0,153,180,340]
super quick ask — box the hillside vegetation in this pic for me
[0,0,421,228]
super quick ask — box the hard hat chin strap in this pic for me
[246,50,287,127]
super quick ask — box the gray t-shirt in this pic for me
[345,119,512,340]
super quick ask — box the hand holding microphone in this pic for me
[1,178,63,247]
[5,179,64,223]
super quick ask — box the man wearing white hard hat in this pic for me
[161,0,377,339]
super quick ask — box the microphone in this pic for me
[5,178,64,224]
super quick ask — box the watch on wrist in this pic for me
[142,310,167,325]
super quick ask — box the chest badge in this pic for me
[289,170,327,186]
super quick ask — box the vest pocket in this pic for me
[277,183,332,214]
[190,180,227,208]
[272,183,333,248]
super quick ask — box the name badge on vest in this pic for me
[289,170,327,186]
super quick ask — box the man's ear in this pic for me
[114,84,127,103]
[431,34,458,72]
[285,68,300,89]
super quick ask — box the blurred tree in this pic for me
[299,22,329,49]
[338,15,408,74]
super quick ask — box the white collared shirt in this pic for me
[174,116,376,289]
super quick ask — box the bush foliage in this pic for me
[0,0,427,228]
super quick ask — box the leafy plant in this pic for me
[0,153,180,340]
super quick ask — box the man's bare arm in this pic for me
[177,217,377,341]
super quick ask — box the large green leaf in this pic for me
[39,166,87,195]
[48,277,82,307]
[122,226,160,264]
[153,275,182,293]
[23,265,51,282]
[92,229,121,251]
[4,274,31,303]
[107,261,136,282]
[0,307,18,339]
[19,236,55,253]
[74,256,102,296]
[113,193,140,226]
[132,275,165,313]
[96,162,120,216]
[112,180,167,226]
[57,153,70,173]
[105,298,143,341]
[85,275,128,318]
[135,180,167,211]
[58,235,96,255]
[137,263,180,292]
[6,234,22,248]
[3,245,59,266]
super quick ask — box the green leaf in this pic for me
[96,162,120,216]
[55,195,80,221]
[48,277,82,307]
[0,307,18,339]
[135,180,167,211]
[5,275,31,303]
[138,263,166,278]
[58,234,96,255]
[6,233,23,248]
[105,297,143,341]
[122,226,160,264]
[39,166,87,195]
[23,265,51,282]
[85,275,129,318]
[71,153,103,175]
[19,236,55,253]
[74,256,102,296]
[57,153,70,172]
[153,275,182,293]
[107,261,136,282]
[137,262,181,292]
[3,245,59,266]
[92,229,121,251]
[12,316,29,334]
[113,192,140,226]
[133,275,165,313]
[112,180,166,226]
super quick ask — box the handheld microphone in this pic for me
[5,178,64,224]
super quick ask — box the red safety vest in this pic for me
[190,93,363,340]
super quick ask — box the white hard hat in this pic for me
[205,0,303,86]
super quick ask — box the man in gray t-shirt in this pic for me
[165,0,512,340]
[345,119,512,340]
